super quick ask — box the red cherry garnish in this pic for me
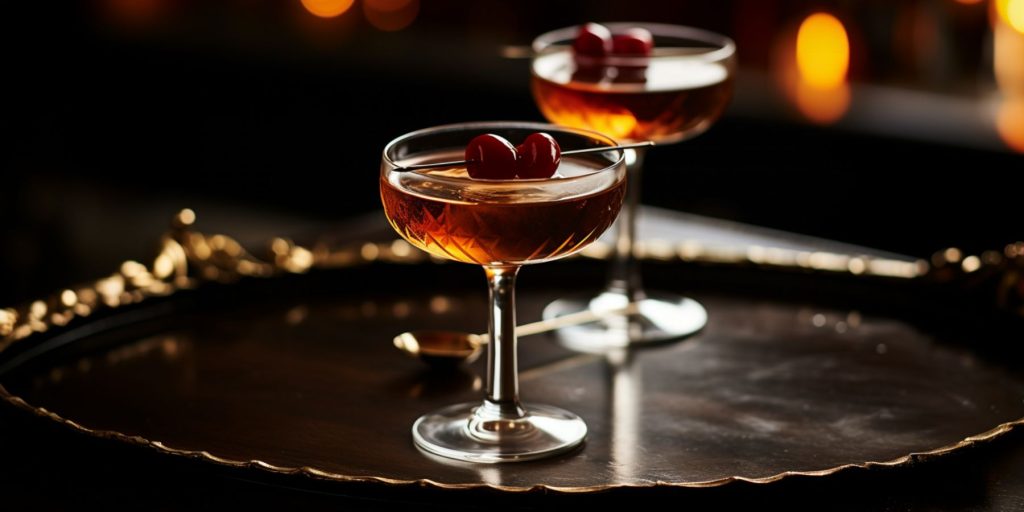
[516,132,561,179]
[465,134,518,180]
[573,23,612,58]
[571,64,609,84]
[611,28,653,56]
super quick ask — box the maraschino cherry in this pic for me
[572,24,654,83]
[612,28,653,56]
[465,134,518,180]
[464,133,562,180]
[573,23,613,59]
[516,133,561,179]
[571,23,613,83]
[612,27,654,83]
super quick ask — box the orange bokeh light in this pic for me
[301,0,355,19]
[996,98,1024,153]
[995,16,1024,95]
[775,13,852,124]
[1009,0,1024,32]
[994,0,1024,33]
[796,13,850,89]
[795,82,851,124]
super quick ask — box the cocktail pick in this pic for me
[394,141,654,172]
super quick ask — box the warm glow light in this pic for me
[795,82,851,124]
[544,106,639,140]
[776,14,852,124]
[996,98,1024,152]
[301,0,355,18]
[1010,0,1024,32]
[995,16,1024,94]
[956,0,984,4]
[588,110,639,140]
[796,13,850,88]
[995,0,1024,32]
[364,0,419,31]
[994,5,1024,152]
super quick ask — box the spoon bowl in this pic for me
[394,303,640,366]
[394,330,484,367]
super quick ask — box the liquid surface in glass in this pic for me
[531,50,733,143]
[381,150,625,266]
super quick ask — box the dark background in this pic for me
[2,2,1024,508]
[3,0,1022,299]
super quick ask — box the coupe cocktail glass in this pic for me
[531,23,736,349]
[381,122,627,462]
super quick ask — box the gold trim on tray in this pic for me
[1,209,1023,492]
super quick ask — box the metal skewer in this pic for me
[394,141,655,172]
[500,44,723,59]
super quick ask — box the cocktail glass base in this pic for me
[413,402,587,463]
[543,291,707,353]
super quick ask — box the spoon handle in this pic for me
[514,302,640,338]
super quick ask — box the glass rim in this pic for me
[381,121,628,187]
[531,22,736,65]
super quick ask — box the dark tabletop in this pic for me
[2,208,1023,510]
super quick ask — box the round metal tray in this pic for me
[1,216,1022,493]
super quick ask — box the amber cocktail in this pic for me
[381,157,624,265]
[381,122,626,462]
[531,23,736,350]
[532,40,733,144]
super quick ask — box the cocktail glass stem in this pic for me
[545,146,708,350]
[605,148,646,302]
[413,262,588,462]
[479,265,526,420]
